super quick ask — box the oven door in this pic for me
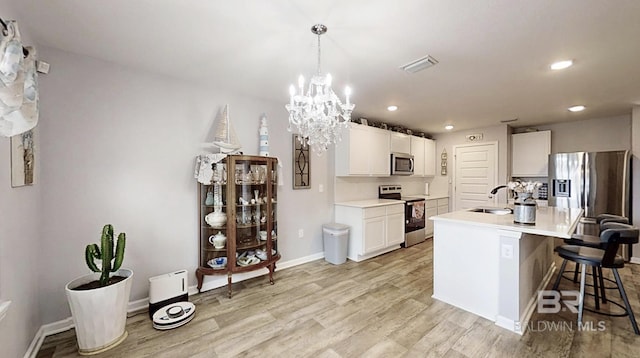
[405,200,426,233]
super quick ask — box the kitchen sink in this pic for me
[468,207,513,215]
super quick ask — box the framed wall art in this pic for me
[292,134,310,189]
[11,129,35,187]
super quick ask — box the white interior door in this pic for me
[453,142,498,210]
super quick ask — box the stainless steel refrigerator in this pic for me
[548,150,631,258]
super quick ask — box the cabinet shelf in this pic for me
[196,155,280,298]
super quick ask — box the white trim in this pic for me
[24,253,324,358]
[0,300,10,322]
[196,251,324,293]
[452,141,499,211]
[630,257,640,265]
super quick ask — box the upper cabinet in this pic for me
[411,136,425,176]
[390,132,411,153]
[411,136,436,177]
[511,130,551,177]
[335,123,390,176]
[424,138,436,176]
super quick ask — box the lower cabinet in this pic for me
[426,197,449,238]
[335,203,405,262]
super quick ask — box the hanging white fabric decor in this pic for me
[0,20,39,138]
[0,46,38,137]
[0,20,24,116]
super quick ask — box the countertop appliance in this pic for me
[379,185,426,247]
[391,152,414,175]
[548,150,631,259]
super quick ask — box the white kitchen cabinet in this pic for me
[335,123,390,176]
[386,211,405,246]
[391,132,411,153]
[335,202,405,261]
[424,138,436,176]
[363,216,386,253]
[512,131,551,177]
[425,197,449,238]
[411,136,425,176]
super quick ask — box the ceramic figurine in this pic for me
[259,114,269,156]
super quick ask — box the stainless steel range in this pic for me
[378,185,426,247]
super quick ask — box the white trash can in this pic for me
[322,223,350,265]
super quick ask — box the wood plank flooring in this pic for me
[37,239,640,357]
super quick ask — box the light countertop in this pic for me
[409,194,449,200]
[431,206,583,239]
[334,199,405,208]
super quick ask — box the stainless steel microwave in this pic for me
[391,152,414,175]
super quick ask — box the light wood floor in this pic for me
[38,239,640,357]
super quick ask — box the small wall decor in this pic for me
[440,148,447,176]
[11,129,35,187]
[293,134,310,189]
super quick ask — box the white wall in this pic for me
[36,46,334,324]
[0,7,42,357]
[431,124,511,208]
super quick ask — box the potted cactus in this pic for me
[65,224,133,355]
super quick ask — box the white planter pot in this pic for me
[65,268,133,355]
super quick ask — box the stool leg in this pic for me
[597,267,607,303]
[553,259,568,291]
[578,264,587,325]
[592,266,600,310]
[573,262,580,283]
[612,268,639,335]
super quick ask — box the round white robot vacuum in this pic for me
[152,301,195,330]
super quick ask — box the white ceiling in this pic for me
[10,0,640,134]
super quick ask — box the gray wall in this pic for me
[0,4,42,357]
[34,47,333,325]
[432,124,511,207]
[513,115,631,153]
[632,107,639,261]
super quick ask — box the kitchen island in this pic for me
[431,206,583,334]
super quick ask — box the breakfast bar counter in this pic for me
[430,206,583,334]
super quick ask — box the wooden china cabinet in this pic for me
[196,155,280,297]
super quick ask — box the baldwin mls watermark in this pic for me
[515,290,606,332]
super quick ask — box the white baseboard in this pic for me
[25,253,324,358]
[630,257,640,265]
[0,300,10,322]
[196,251,324,293]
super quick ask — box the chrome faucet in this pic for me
[488,185,508,198]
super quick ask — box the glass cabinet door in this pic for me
[200,161,228,269]
[233,157,276,268]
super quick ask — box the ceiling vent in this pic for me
[400,55,439,73]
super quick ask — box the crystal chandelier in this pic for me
[286,24,355,154]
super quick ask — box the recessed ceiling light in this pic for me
[568,105,585,112]
[387,105,398,111]
[550,60,573,70]
[445,125,454,130]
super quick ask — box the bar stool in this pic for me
[560,214,629,306]
[552,223,639,335]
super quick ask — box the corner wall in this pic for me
[0,7,42,357]
[632,106,639,262]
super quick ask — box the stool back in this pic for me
[597,213,629,226]
[600,223,639,266]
